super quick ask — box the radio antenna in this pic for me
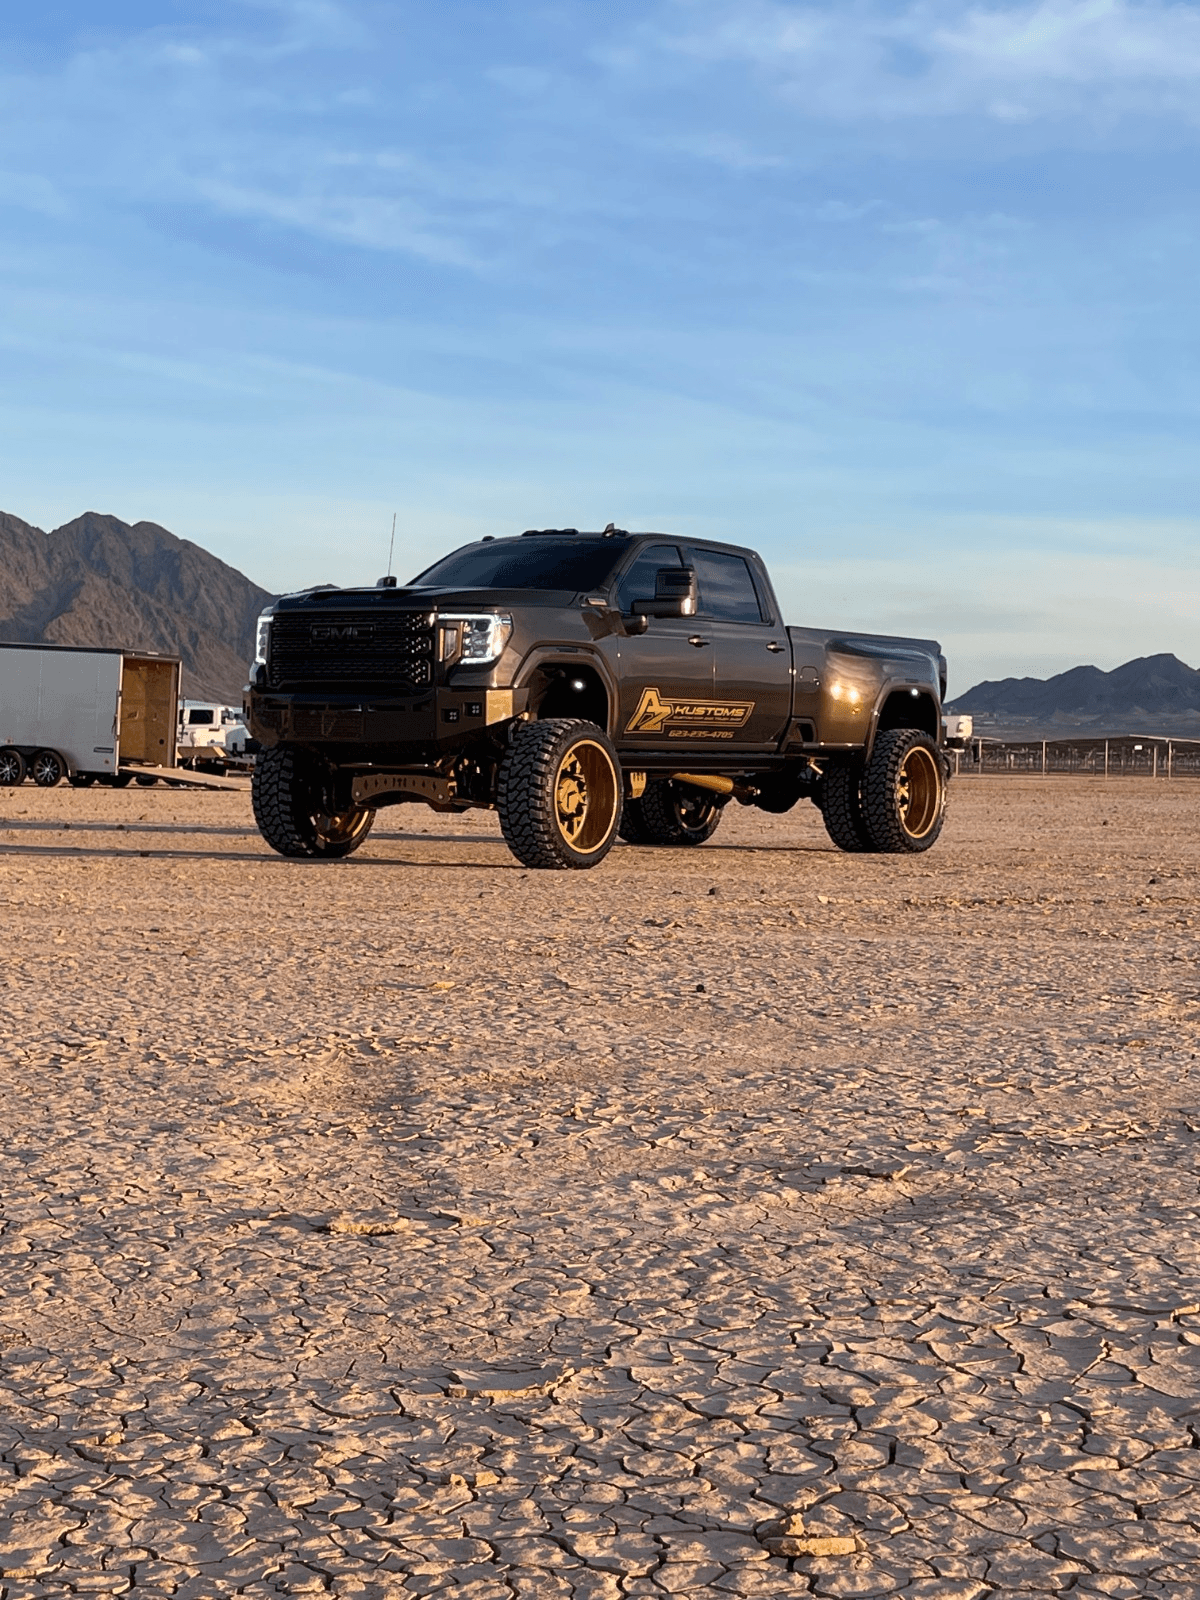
[386,512,397,577]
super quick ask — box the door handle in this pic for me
[766,641,785,652]
[687,636,710,648]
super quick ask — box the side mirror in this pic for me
[580,598,649,639]
[631,566,697,619]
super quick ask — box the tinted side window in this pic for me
[690,550,765,622]
[615,544,683,610]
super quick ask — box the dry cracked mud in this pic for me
[0,775,1198,1599]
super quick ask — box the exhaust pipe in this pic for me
[670,772,736,795]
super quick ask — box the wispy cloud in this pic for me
[230,0,369,53]
[192,178,480,264]
[665,130,787,168]
[652,0,1200,122]
[0,5,652,266]
[0,170,69,217]
[8,0,1194,280]
[0,7,494,264]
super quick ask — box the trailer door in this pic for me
[119,657,178,766]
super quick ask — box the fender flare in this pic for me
[865,683,942,760]
[512,645,620,737]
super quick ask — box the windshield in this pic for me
[411,538,625,592]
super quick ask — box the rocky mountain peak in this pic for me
[0,510,273,701]
[949,653,1200,719]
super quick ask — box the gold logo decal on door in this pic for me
[625,686,754,735]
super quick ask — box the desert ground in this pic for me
[0,775,1197,1599]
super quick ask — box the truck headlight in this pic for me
[253,612,273,669]
[438,613,513,667]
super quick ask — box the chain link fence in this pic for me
[952,736,1200,777]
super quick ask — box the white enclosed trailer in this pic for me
[0,643,180,786]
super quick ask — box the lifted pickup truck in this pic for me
[246,528,949,868]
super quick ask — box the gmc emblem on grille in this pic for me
[311,623,373,642]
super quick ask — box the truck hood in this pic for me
[270,585,580,613]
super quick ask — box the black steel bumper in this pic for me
[247,687,525,753]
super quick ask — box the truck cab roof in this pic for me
[405,531,764,597]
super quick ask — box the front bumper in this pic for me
[247,687,525,754]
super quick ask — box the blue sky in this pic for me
[1,0,1198,692]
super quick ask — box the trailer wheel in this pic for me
[252,744,375,859]
[497,719,621,869]
[68,773,97,788]
[821,760,872,852]
[860,729,946,853]
[631,779,723,846]
[31,750,66,788]
[0,749,26,786]
[105,772,134,788]
[135,774,160,787]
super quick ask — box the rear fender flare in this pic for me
[865,684,942,759]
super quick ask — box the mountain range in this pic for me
[949,653,1200,726]
[0,510,271,701]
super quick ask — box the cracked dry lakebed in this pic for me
[0,775,1198,1599]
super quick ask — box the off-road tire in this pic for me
[497,718,622,869]
[633,779,723,846]
[31,750,65,788]
[861,729,946,853]
[135,774,159,787]
[0,749,26,786]
[618,796,654,844]
[68,773,97,788]
[822,760,872,852]
[252,743,376,859]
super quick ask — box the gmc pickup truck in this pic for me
[246,528,949,868]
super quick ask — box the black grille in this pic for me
[269,610,435,690]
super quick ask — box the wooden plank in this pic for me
[120,765,251,791]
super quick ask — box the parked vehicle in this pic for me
[177,701,251,772]
[0,643,179,787]
[245,528,950,866]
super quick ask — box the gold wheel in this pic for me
[553,739,618,855]
[310,805,375,856]
[896,745,941,839]
[315,810,369,843]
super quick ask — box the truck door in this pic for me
[608,543,722,751]
[682,547,792,752]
